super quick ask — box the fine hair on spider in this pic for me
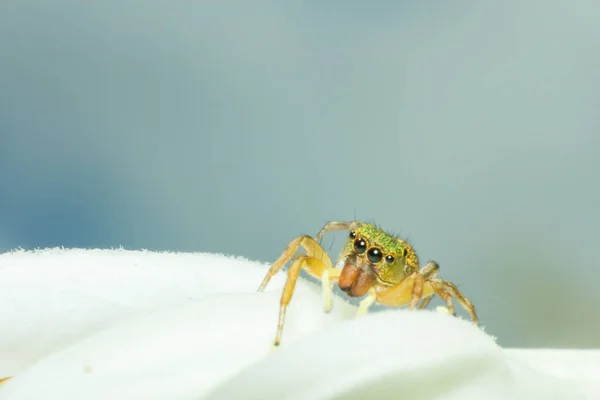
[258,220,479,347]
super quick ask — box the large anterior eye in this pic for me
[367,247,383,263]
[353,238,367,254]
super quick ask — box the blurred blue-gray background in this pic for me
[1,2,599,348]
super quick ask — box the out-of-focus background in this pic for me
[1,2,599,348]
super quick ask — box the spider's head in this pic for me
[337,223,419,297]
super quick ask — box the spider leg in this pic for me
[258,235,332,292]
[321,267,342,313]
[357,272,436,316]
[417,261,439,310]
[429,281,456,316]
[418,296,432,310]
[314,221,357,244]
[310,220,357,311]
[430,278,479,325]
[258,234,344,346]
[273,255,340,346]
[356,288,377,317]
[421,261,440,278]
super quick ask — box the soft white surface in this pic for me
[0,249,290,375]
[0,249,598,399]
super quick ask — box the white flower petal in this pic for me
[0,286,355,399]
[0,248,287,374]
[204,311,593,400]
[1,249,599,400]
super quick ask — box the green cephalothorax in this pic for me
[342,222,419,285]
[258,220,479,347]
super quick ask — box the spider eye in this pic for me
[349,231,357,239]
[353,238,367,254]
[385,255,395,263]
[401,248,407,258]
[367,247,383,263]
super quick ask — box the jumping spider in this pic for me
[258,221,479,346]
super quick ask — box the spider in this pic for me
[257,221,479,346]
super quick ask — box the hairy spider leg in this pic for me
[430,278,479,325]
[314,221,356,244]
[411,262,479,324]
[356,261,440,316]
[258,235,331,292]
[274,255,341,346]
[356,260,478,326]
[417,261,440,310]
[257,235,341,346]
[356,271,437,317]
[312,221,359,312]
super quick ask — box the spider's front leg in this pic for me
[314,221,357,244]
[356,261,479,326]
[258,220,356,292]
[355,265,437,317]
[258,235,341,346]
